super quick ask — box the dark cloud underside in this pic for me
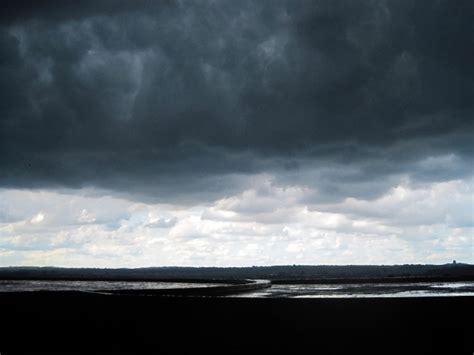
[1,0,473,202]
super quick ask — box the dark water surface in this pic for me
[1,279,473,297]
[235,281,474,298]
[0,284,471,354]
[0,279,229,292]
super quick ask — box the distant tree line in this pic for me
[0,263,472,282]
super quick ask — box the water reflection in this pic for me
[234,281,474,298]
[0,280,229,292]
[1,280,473,297]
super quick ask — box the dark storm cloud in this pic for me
[0,0,158,24]
[1,0,473,202]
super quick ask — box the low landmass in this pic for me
[0,263,472,282]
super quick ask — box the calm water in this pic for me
[236,281,474,298]
[1,280,473,297]
[0,280,227,292]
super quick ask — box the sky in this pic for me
[0,0,472,267]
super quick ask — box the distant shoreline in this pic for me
[1,275,473,284]
[1,263,473,284]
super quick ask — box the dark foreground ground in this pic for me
[0,292,472,355]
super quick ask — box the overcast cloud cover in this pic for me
[0,0,472,266]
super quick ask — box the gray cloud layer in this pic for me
[1,0,473,203]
